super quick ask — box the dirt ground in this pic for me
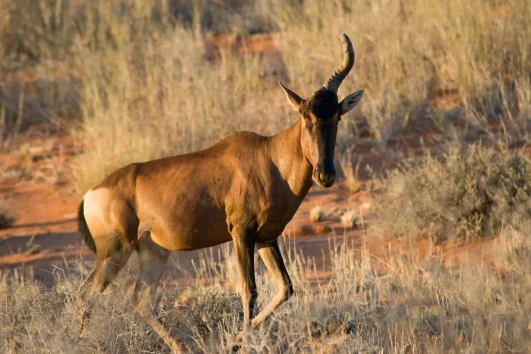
[0,134,495,286]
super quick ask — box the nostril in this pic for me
[319,172,334,185]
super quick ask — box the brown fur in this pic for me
[77,33,364,353]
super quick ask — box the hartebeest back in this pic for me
[77,33,363,353]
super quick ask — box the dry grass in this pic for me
[271,0,531,145]
[1,0,529,191]
[3,236,531,353]
[71,0,531,193]
[72,24,283,192]
[2,1,531,353]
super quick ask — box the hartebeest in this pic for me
[77,33,363,353]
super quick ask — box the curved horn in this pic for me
[323,33,355,93]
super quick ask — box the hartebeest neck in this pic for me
[269,119,313,198]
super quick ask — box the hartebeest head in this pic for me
[279,33,363,188]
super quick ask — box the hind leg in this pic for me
[78,242,133,338]
[132,231,183,354]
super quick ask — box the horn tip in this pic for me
[338,33,350,41]
[337,33,353,51]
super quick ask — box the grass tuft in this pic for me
[340,209,358,229]
[309,206,325,223]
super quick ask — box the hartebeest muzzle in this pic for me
[313,167,336,188]
[312,119,337,188]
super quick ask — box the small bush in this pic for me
[373,145,531,242]
[309,206,325,223]
[340,209,359,229]
[0,201,15,229]
[495,223,531,273]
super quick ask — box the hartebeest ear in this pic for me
[278,81,304,111]
[339,90,364,115]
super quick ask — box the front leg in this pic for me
[231,224,258,329]
[252,239,293,328]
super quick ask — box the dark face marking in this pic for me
[299,89,340,188]
[300,88,339,119]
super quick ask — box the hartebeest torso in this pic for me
[86,119,312,251]
[78,33,363,354]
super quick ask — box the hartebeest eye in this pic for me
[301,113,312,125]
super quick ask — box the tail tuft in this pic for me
[78,200,96,254]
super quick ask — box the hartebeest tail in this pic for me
[77,201,96,254]
[77,33,364,354]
